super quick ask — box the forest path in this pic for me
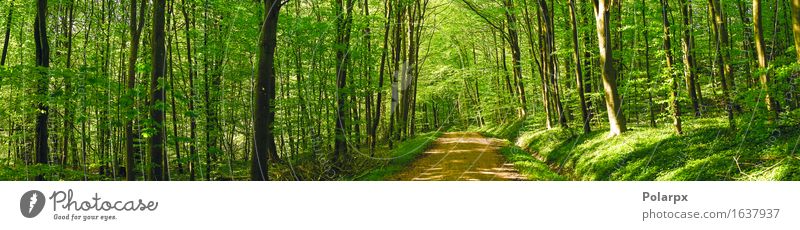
[390,132,525,181]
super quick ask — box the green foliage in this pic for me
[355,132,442,181]
[499,145,565,181]
[515,117,800,181]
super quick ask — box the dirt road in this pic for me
[390,132,525,181]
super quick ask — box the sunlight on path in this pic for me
[390,132,525,181]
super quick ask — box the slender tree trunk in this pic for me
[179,0,199,180]
[252,0,281,181]
[792,0,800,61]
[0,0,12,66]
[753,0,779,117]
[641,0,657,127]
[709,0,736,129]
[126,0,146,181]
[334,0,355,166]
[568,0,589,133]
[660,0,683,135]
[680,0,700,117]
[505,0,526,117]
[592,0,626,137]
[372,0,392,155]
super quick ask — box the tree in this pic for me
[33,0,50,181]
[592,0,626,137]
[753,0,778,117]
[660,0,683,135]
[793,0,800,61]
[679,0,700,117]
[569,0,589,133]
[709,0,735,129]
[334,0,355,167]
[0,0,12,66]
[126,0,147,181]
[150,0,167,181]
[252,0,282,181]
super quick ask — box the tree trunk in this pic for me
[0,0,12,66]
[792,0,800,61]
[753,0,778,117]
[660,0,683,135]
[150,0,167,181]
[126,0,146,181]
[34,0,50,181]
[641,0,657,128]
[592,0,626,137]
[252,0,281,181]
[505,0,527,117]
[372,0,392,155]
[709,0,736,129]
[680,0,700,117]
[334,0,355,166]
[568,0,589,133]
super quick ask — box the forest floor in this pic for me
[389,132,526,181]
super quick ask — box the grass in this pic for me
[499,146,565,180]
[515,116,800,181]
[354,131,442,180]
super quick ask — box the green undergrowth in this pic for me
[499,146,565,180]
[515,116,800,181]
[354,131,442,180]
[478,118,565,180]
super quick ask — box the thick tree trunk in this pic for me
[150,0,167,181]
[592,0,626,137]
[34,0,50,181]
[252,0,281,181]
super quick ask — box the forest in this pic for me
[0,0,799,181]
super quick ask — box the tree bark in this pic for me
[592,0,626,137]
[792,0,800,61]
[126,0,146,181]
[252,0,282,181]
[753,0,778,117]
[150,0,167,181]
[0,0,12,66]
[680,0,700,117]
[568,0,589,133]
[334,0,355,166]
[34,0,50,181]
[660,0,683,135]
[709,0,735,129]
